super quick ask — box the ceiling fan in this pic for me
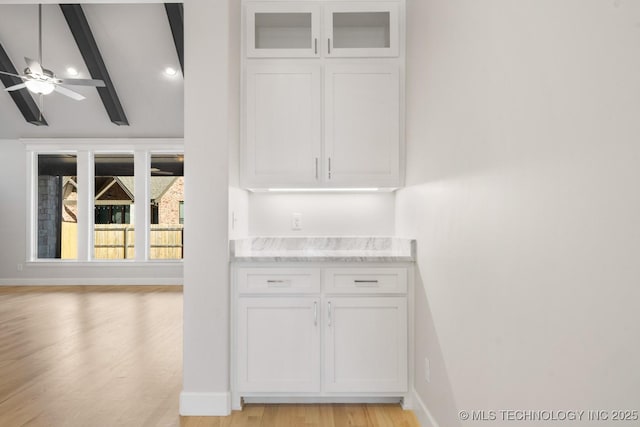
[0,4,105,102]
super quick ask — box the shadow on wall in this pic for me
[414,267,462,427]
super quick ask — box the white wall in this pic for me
[397,0,640,425]
[0,0,234,415]
[249,192,395,236]
[228,0,250,241]
[0,138,183,284]
[180,0,232,416]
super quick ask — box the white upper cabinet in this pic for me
[324,64,400,186]
[246,3,321,58]
[242,0,405,189]
[244,63,322,188]
[246,2,399,58]
[324,2,399,58]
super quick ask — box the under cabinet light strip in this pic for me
[264,188,382,193]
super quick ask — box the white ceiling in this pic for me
[0,3,183,139]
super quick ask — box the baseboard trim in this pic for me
[179,391,231,416]
[243,396,402,405]
[0,278,182,286]
[412,389,440,427]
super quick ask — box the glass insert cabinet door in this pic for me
[324,2,399,57]
[246,3,321,58]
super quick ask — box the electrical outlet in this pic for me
[17,264,23,272]
[291,213,302,230]
[425,357,431,383]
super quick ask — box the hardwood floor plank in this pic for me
[0,287,418,427]
[332,404,370,427]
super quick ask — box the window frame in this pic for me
[24,139,184,263]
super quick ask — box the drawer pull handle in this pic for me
[266,279,291,287]
[354,280,379,286]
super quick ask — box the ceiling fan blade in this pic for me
[5,83,27,92]
[25,57,43,75]
[54,85,86,101]
[0,70,26,79]
[57,78,106,87]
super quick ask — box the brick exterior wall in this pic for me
[158,177,184,225]
[59,177,184,226]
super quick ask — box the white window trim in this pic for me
[24,138,184,263]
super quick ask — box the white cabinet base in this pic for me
[232,263,414,409]
[232,394,413,411]
[324,297,407,393]
[236,297,321,392]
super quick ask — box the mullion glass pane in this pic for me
[150,154,184,260]
[94,154,134,260]
[332,12,390,49]
[37,154,77,259]
[255,12,312,49]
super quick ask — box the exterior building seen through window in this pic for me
[37,154,77,260]
[150,154,184,260]
[33,148,183,262]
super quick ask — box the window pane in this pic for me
[332,12,390,49]
[150,154,184,260]
[94,154,134,260]
[255,13,312,50]
[38,154,77,259]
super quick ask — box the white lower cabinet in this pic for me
[324,297,407,392]
[233,265,410,402]
[237,297,321,392]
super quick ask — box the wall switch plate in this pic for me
[425,357,431,383]
[291,213,302,230]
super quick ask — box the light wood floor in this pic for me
[0,286,419,427]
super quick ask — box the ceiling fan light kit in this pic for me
[0,4,105,102]
[24,78,55,95]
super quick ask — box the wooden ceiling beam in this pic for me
[0,43,48,126]
[164,3,184,74]
[60,4,129,126]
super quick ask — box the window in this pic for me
[28,141,184,262]
[37,154,78,259]
[150,154,184,260]
[94,154,135,260]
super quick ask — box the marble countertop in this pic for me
[230,237,416,262]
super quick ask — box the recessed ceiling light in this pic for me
[66,67,79,76]
[164,67,178,76]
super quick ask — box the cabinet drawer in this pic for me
[237,268,321,294]
[324,268,407,294]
